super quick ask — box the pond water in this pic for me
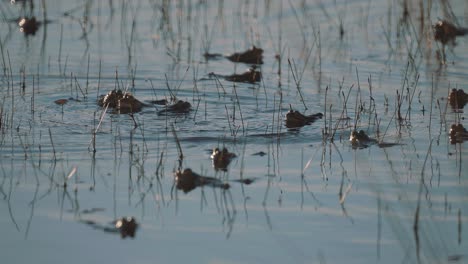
[1,0,467,263]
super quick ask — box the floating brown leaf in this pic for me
[54,99,68,105]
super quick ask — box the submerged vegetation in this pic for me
[0,0,467,263]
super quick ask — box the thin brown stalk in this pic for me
[171,124,183,161]
[48,128,56,161]
[288,59,307,110]
[232,83,245,135]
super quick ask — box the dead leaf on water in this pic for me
[54,99,68,105]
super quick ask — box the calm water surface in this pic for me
[0,0,467,263]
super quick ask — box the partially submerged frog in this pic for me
[115,217,138,239]
[449,124,468,144]
[448,88,468,110]
[350,129,404,149]
[98,89,124,108]
[79,215,138,239]
[349,130,377,148]
[226,46,264,64]
[433,20,468,46]
[158,100,192,114]
[98,89,146,114]
[18,16,40,35]
[175,168,230,193]
[224,67,262,83]
[118,93,146,113]
[285,108,323,129]
[210,147,237,171]
[98,89,191,114]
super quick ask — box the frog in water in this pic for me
[210,147,237,171]
[158,100,192,114]
[79,215,138,239]
[18,16,40,35]
[433,20,468,47]
[449,124,468,144]
[448,88,468,110]
[285,107,323,129]
[224,67,262,83]
[98,89,191,114]
[433,20,468,61]
[175,168,230,193]
[204,46,264,65]
[349,130,377,148]
[98,89,146,114]
[114,217,138,239]
[226,46,264,64]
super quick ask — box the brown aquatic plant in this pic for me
[285,107,323,129]
[448,88,468,110]
[226,46,264,64]
[210,147,237,171]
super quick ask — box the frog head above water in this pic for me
[349,130,377,148]
[285,108,323,129]
[115,217,138,239]
[98,89,145,113]
[211,147,237,171]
